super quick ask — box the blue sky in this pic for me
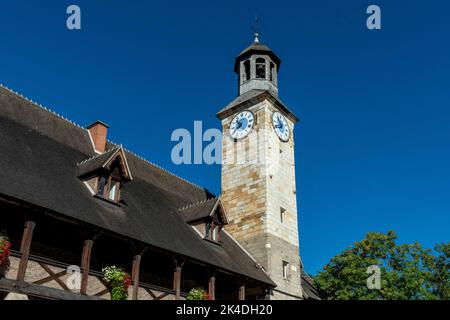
[1,1,449,274]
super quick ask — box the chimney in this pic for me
[87,120,109,153]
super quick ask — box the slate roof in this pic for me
[234,41,281,72]
[76,146,120,177]
[301,271,321,300]
[0,84,275,287]
[217,89,299,123]
[179,198,220,223]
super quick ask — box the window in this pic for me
[212,227,218,241]
[243,60,251,81]
[280,207,286,223]
[97,176,121,202]
[205,222,211,238]
[283,261,290,279]
[256,58,266,79]
[205,221,221,242]
[108,181,119,201]
[98,177,107,196]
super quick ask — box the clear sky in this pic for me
[1,1,449,274]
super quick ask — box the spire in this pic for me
[253,32,260,43]
[252,15,260,43]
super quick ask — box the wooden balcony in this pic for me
[0,251,183,300]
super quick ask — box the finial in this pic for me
[252,15,260,43]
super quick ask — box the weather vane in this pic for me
[251,15,260,43]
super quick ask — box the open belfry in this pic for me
[218,33,303,300]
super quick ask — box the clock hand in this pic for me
[275,119,282,128]
[278,118,284,129]
[233,120,242,135]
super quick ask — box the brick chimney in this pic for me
[87,120,109,153]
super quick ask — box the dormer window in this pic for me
[179,197,229,244]
[96,175,121,202]
[77,146,133,204]
[212,226,218,241]
[205,221,221,242]
[108,179,119,201]
[205,221,211,238]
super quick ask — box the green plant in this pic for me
[314,231,450,300]
[186,288,211,300]
[102,266,131,300]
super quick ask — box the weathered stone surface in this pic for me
[3,292,29,300]
[222,98,302,300]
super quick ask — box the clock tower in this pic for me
[217,34,302,300]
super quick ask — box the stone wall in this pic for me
[221,99,302,300]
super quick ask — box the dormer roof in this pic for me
[76,146,133,180]
[179,197,228,224]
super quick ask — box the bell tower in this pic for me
[235,33,280,97]
[218,34,303,300]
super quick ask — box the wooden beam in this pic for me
[16,221,36,283]
[173,266,182,300]
[208,276,216,300]
[131,254,142,300]
[172,257,185,301]
[0,278,103,300]
[35,264,70,291]
[80,240,94,295]
[239,284,246,300]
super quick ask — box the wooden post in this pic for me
[131,254,142,300]
[16,221,36,283]
[239,284,245,300]
[173,266,182,300]
[80,240,94,295]
[208,275,216,300]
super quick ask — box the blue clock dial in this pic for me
[229,111,254,139]
[272,111,290,141]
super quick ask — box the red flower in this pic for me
[0,238,11,268]
[122,273,132,289]
[203,293,212,300]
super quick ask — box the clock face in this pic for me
[229,111,254,139]
[272,111,290,142]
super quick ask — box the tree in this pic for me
[314,231,449,300]
[431,243,450,299]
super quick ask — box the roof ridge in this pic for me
[108,141,207,192]
[76,146,120,166]
[0,83,85,130]
[178,197,218,211]
[0,83,210,195]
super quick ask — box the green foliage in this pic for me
[432,243,450,299]
[186,288,208,300]
[314,231,449,300]
[102,266,131,300]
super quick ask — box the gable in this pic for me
[77,146,133,181]
[179,197,228,225]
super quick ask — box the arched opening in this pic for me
[243,60,251,82]
[255,58,266,79]
[270,62,276,82]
